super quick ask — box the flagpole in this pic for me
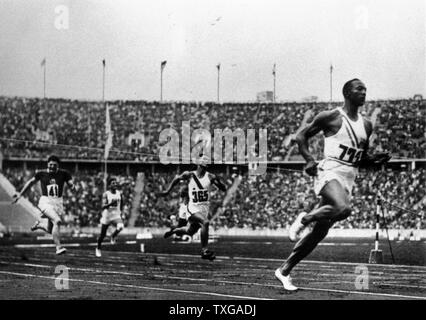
[217,64,220,103]
[88,111,91,147]
[102,59,107,192]
[160,63,163,102]
[330,64,333,102]
[43,60,46,99]
[273,65,276,103]
[102,60,105,102]
[104,105,108,192]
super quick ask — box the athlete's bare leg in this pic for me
[172,213,203,237]
[32,218,50,233]
[301,180,351,226]
[278,180,351,276]
[51,222,62,250]
[97,224,109,249]
[168,213,210,249]
[279,219,333,276]
[110,221,124,240]
[200,221,209,251]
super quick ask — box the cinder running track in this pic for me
[0,236,425,300]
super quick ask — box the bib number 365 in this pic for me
[192,190,209,203]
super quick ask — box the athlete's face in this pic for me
[47,161,59,173]
[198,164,208,173]
[110,180,118,191]
[348,80,367,106]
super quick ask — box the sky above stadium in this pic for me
[0,0,424,102]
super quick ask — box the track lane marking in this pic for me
[1,260,425,300]
[0,270,272,300]
[12,245,426,271]
[3,255,425,286]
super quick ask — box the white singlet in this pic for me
[100,190,122,225]
[314,107,368,196]
[187,171,211,217]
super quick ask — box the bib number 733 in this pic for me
[338,144,363,164]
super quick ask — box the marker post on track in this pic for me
[369,195,383,264]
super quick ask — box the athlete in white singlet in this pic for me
[313,106,368,197]
[96,177,125,257]
[159,159,227,261]
[275,79,391,291]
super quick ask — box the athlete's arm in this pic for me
[159,171,191,196]
[12,176,38,204]
[210,173,227,192]
[120,193,124,212]
[295,110,336,176]
[65,171,76,192]
[66,179,76,192]
[101,192,114,210]
[364,118,373,151]
[358,118,391,168]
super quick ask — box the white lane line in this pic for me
[372,282,426,289]
[7,250,425,280]
[14,242,116,248]
[1,260,425,300]
[0,270,271,300]
[4,255,424,285]
[140,252,426,271]
[3,251,425,281]
[13,245,426,271]
[318,243,371,246]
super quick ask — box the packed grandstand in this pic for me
[0,96,425,230]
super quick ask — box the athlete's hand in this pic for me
[11,194,20,204]
[359,152,392,168]
[305,160,318,177]
[371,152,392,165]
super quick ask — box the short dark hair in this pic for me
[47,155,60,164]
[342,78,361,98]
[108,177,117,186]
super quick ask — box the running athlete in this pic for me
[95,177,125,257]
[275,79,391,291]
[12,155,75,255]
[165,185,190,240]
[159,160,227,260]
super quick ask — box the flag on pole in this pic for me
[104,105,113,159]
[272,63,276,76]
[217,63,221,71]
[102,59,106,67]
[41,58,46,67]
[161,60,167,71]
[330,64,333,72]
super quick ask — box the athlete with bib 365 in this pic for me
[275,79,391,291]
[159,157,227,261]
[12,155,75,255]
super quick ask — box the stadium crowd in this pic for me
[2,167,424,230]
[1,95,424,231]
[0,97,424,161]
